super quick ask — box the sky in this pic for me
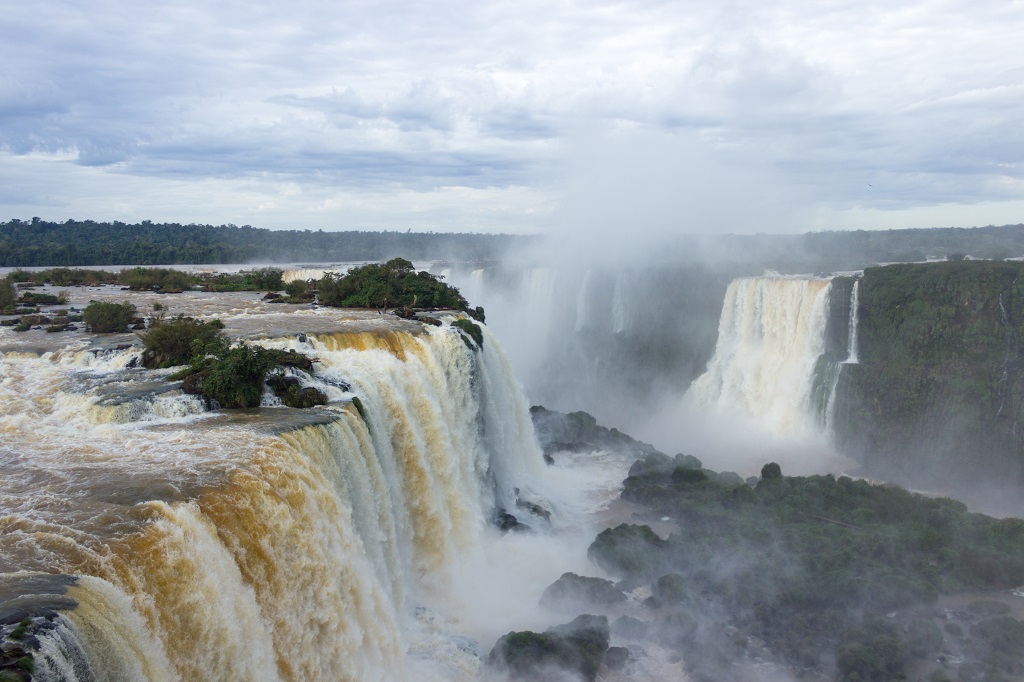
[1,0,1023,234]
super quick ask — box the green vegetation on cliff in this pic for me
[832,261,1024,489]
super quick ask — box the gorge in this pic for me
[4,251,1024,681]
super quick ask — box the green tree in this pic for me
[317,257,468,310]
[141,316,227,368]
[82,302,137,333]
[0,276,15,313]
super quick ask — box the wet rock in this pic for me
[515,498,552,522]
[588,524,670,581]
[493,510,530,533]
[530,406,660,458]
[540,573,626,612]
[611,615,649,640]
[542,441,596,457]
[603,646,629,670]
[489,615,610,682]
[276,350,314,371]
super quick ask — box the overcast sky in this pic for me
[2,0,1023,234]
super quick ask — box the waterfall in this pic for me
[611,272,628,334]
[574,270,593,332]
[689,276,833,435]
[463,269,485,307]
[845,279,860,364]
[0,319,544,681]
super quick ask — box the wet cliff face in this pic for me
[832,261,1024,495]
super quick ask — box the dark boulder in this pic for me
[493,510,531,533]
[603,646,629,671]
[539,573,625,612]
[611,615,649,640]
[588,524,670,581]
[488,615,610,682]
[275,350,315,371]
[530,405,660,458]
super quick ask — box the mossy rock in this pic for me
[452,317,484,349]
[588,524,669,580]
[488,615,609,682]
[539,572,626,611]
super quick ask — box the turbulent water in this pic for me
[0,309,564,681]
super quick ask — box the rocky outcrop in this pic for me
[529,406,661,462]
[488,615,610,682]
[539,572,625,612]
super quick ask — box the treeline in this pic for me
[664,223,1024,273]
[0,218,536,266]
[4,266,284,294]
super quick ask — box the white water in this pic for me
[611,272,629,334]
[688,276,833,436]
[845,279,860,364]
[575,269,593,332]
[0,313,571,682]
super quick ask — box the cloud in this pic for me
[0,0,1022,231]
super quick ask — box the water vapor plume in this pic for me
[544,125,809,266]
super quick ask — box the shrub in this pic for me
[83,302,137,333]
[18,291,67,306]
[141,316,227,368]
[0,276,14,313]
[317,257,468,310]
[118,268,196,292]
[197,345,281,408]
[199,268,284,292]
[176,345,318,409]
[453,318,484,349]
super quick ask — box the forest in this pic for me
[0,218,534,266]
[3,218,1024,270]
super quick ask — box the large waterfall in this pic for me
[0,320,546,681]
[688,276,834,435]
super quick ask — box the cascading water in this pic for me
[0,316,546,682]
[845,279,860,365]
[611,272,628,334]
[575,270,593,332]
[688,276,833,435]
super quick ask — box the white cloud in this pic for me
[0,0,1022,232]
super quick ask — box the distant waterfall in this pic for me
[689,276,833,435]
[0,320,544,681]
[611,272,628,334]
[845,279,860,364]
[575,270,593,331]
